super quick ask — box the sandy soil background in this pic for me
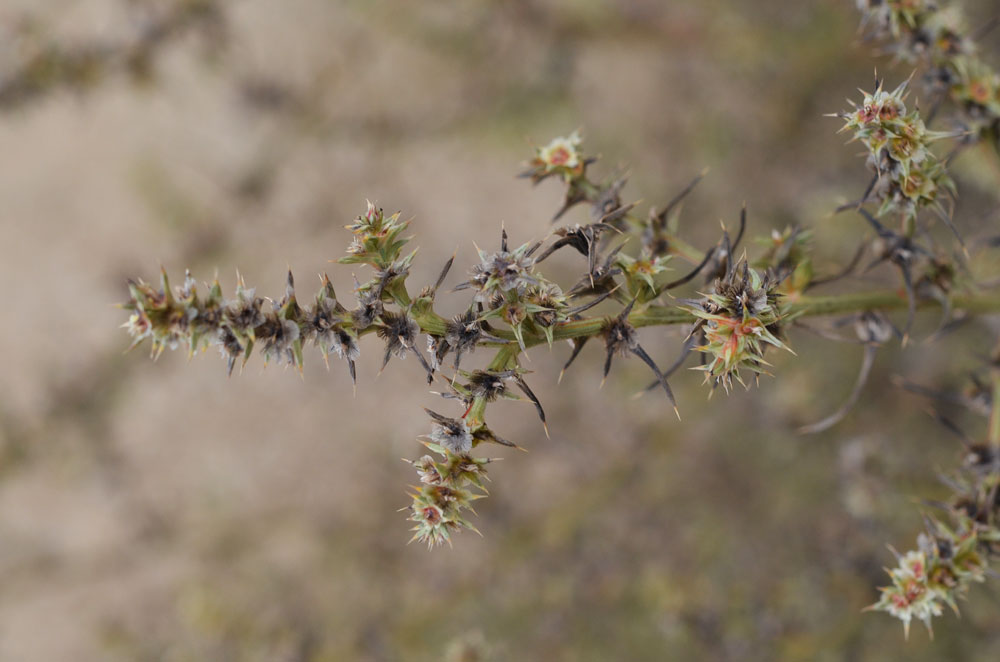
[1,0,1000,659]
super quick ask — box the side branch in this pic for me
[424,291,1000,351]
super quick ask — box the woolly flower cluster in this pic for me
[868,521,993,638]
[840,79,954,221]
[688,261,789,392]
[406,432,493,549]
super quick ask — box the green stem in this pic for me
[412,290,1000,352]
[466,344,519,426]
[413,288,1000,429]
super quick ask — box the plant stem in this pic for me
[429,289,1000,430]
[413,290,1000,352]
[465,344,518,426]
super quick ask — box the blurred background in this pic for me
[1,0,1000,659]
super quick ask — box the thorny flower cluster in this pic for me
[836,77,963,340]
[866,502,998,640]
[838,78,955,223]
[850,0,1000,636]
[867,364,1000,638]
[858,0,1000,139]
[118,0,1000,639]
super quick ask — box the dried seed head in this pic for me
[330,328,360,362]
[459,230,540,304]
[591,175,632,224]
[444,309,483,368]
[377,311,419,360]
[854,311,894,345]
[710,260,775,318]
[412,455,442,485]
[465,371,509,402]
[259,314,300,364]
[306,295,343,350]
[217,326,243,375]
[602,307,639,360]
[425,409,473,454]
[352,286,384,329]
[224,283,265,335]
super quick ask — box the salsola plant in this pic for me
[118,0,1000,638]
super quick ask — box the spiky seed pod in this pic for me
[568,243,625,297]
[436,452,491,491]
[217,326,243,375]
[304,278,345,349]
[376,311,433,377]
[352,286,384,330]
[470,423,518,448]
[601,299,678,410]
[449,369,547,431]
[465,371,508,402]
[535,223,616,268]
[425,409,473,454]
[522,281,580,347]
[591,175,632,225]
[223,279,265,337]
[443,309,484,369]
[456,230,541,305]
[377,311,419,361]
[257,312,300,365]
[602,302,639,370]
[330,328,360,384]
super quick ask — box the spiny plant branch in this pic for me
[851,0,1000,639]
[115,0,1000,640]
